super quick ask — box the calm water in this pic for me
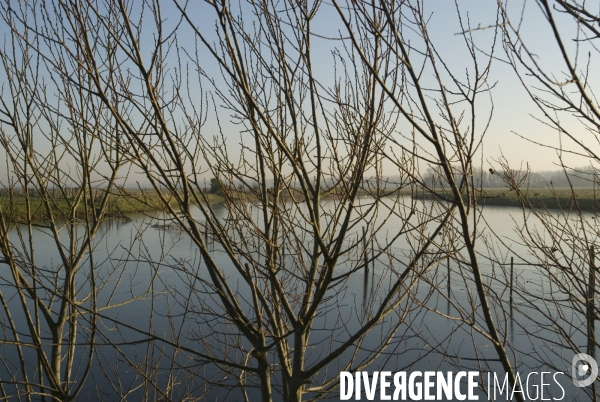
[0,199,595,400]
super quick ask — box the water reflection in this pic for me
[0,199,593,400]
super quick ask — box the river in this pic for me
[0,198,595,400]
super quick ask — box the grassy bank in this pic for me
[413,188,600,211]
[0,191,224,222]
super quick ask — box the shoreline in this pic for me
[412,188,600,212]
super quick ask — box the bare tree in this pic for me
[0,0,538,401]
[497,0,600,399]
[0,2,159,400]
[331,2,534,400]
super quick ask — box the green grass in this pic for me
[0,191,224,222]
[5,187,594,222]
[413,188,600,211]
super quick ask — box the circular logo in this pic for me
[572,353,599,387]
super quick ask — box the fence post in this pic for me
[363,227,369,280]
[588,246,596,359]
[447,256,451,298]
[362,227,368,307]
[371,241,375,285]
[510,256,514,306]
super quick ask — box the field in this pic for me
[0,190,224,222]
[414,187,600,211]
[3,187,597,223]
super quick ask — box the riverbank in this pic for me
[0,191,224,222]
[413,188,600,211]
[5,187,597,223]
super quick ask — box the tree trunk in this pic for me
[256,352,272,402]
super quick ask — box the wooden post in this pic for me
[447,256,451,298]
[363,227,369,279]
[510,256,514,306]
[363,227,368,307]
[509,257,515,343]
[588,246,596,359]
[371,241,375,285]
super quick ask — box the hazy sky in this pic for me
[170,0,597,173]
[423,0,598,172]
[0,0,596,187]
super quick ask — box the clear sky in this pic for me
[423,0,599,172]
[165,0,597,174]
[0,0,596,188]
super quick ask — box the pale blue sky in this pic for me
[0,0,596,188]
[168,0,596,173]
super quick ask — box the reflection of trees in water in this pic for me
[1,0,599,401]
